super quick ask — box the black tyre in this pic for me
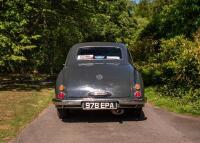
[57,108,69,119]
[134,107,143,119]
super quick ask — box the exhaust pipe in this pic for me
[111,109,125,115]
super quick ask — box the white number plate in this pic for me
[82,102,117,110]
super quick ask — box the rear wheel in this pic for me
[57,108,69,119]
[134,107,142,119]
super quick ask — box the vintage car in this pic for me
[53,42,146,119]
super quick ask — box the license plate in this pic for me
[82,102,117,110]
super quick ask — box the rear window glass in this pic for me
[77,47,122,60]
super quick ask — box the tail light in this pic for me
[134,83,141,98]
[57,92,65,100]
[135,83,141,91]
[134,91,141,98]
[59,85,65,91]
[57,85,65,100]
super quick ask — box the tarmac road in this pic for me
[11,104,200,143]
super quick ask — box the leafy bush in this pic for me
[158,36,200,87]
[146,87,200,115]
[134,0,200,114]
[136,63,162,86]
[158,36,200,86]
[154,35,200,102]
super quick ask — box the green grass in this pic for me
[145,87,200,116]
[0,88,54,143]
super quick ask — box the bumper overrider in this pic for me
[52,97,147,109]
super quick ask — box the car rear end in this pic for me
[53,42,146,118]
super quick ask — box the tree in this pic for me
[0,0,40,73]
[0,0,138,73]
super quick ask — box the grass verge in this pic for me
[0,88,54,143]
[146,87,200,116]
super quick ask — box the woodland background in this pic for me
[0,0,200,112]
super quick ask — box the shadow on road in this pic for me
[62,110,147,123]
[0,74,55,91]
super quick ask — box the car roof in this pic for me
[65,42,128,65]
[71,42,126,50]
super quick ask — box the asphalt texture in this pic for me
[11,104,200,143]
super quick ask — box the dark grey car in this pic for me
[53,42,146,119]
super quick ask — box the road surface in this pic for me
[11,104,200,143]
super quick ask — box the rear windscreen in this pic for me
[77,47,122,60]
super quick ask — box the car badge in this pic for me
[96,74,103,80]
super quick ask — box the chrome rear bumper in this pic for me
[52,97,147,109]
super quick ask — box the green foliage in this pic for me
[133,0,200,111]
[132,0,200,61]
[156,36,200,103]
[157,0,200,38]
[146,87,200,115]
[138,63,162,86]
[0,0,138,73]
[139,0,200,39]
[0,0,42,73]
[0,0,200,113]
[159,36,200,86]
